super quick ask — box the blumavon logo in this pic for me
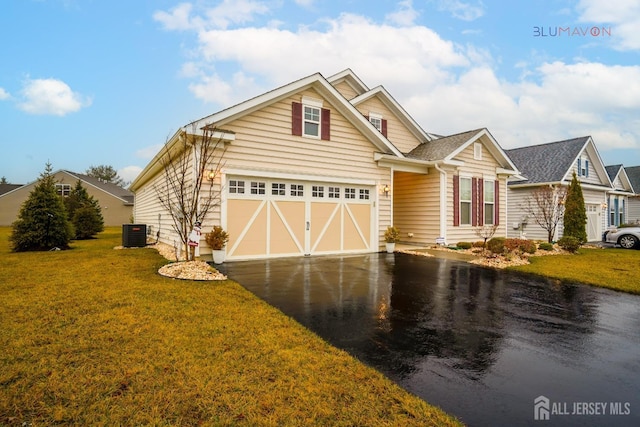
[533,26,611,37]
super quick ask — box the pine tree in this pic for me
[10,163,74,251]
[64,180,104,239]
[563,171,587,244]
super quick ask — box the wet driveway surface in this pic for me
[218,253,640,426]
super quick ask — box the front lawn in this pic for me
[0,227,460,426]
[510,247,640,294]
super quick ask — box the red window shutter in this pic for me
[495,180,500,226]
[292,102,302,136]
[321,108,330,140]
[453,175,460,227]
[381,119,388,137]
[478,179,484,226]
[471,178,478,226]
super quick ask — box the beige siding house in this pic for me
[605,165,635,227]
[130,70,519,260]
[505,137,613,242]
[625,166,640,223]
[0,170,133,226]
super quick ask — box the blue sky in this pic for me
[2,0,639,185]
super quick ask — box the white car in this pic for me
[602,226,640,249]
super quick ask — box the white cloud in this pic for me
[435,0,486,21]
[154,0,271,31]
[0,87,9,100]
[294,0,314,7]
[153,2,198,31]
[386,0,419,26]
[118,166,143,185]
[136,144,165,159]
[577,0,640,50]
[18,78,91,116]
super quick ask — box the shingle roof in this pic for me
[406,129,483,161]
[625,166,640,194]
[605,164,623,182]
[0,183,22,196]
[64,171,134,204]
[505,136,589,184]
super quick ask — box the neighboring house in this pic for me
[505,137,613,242]
[624,166,640,223]
[605,164,635,227]
[0,170,134,226]
[130,69,519,260]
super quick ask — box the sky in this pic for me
[1,0,640,186]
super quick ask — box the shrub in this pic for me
[205,226,230,250]
[558,236,581,253]
[457,241,472,249]
[384,226,400,243]
[505,238,537,254]
[65,180,104,239]
[487,237,505,254]
[472,241,486,248]
[538,242,554,251]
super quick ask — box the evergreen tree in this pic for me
[563,172,587,244]
[86,165,126,187]
[64,180,104,239]
[10,163,74,251]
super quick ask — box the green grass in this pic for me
[510,248,640,294]
[0,227,460,426]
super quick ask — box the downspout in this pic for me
[434,163,447,245]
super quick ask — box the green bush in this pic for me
[558,236,581,253]
[472,241,486,248]
[538,242,554,251]
[487,237,505,254]
[457,241,472,249]
[504,238,537,254]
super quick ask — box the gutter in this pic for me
[434,163,448,245]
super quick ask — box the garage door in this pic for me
[586,204,601,242]
[225,176,375,260]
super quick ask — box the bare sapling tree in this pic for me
[523,185,567,243]
[474,224,498,249]
[154,123,227,261]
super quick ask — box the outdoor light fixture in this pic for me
[207,170,216,181]
[601,202,608,209]
[382,184,390,197]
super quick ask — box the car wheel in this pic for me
[618,234,639,249]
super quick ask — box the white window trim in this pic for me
[484,179,495,225]
[301,96,323,108]
[474,142,483,160]
[459,177,472,226]
[303,104,321,138]
[368,112,383,132]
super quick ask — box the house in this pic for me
[505,137,613,242]
[605,164,635,227]
[624,166,640,223]
[0,170,134,226]
[130,69,519,260]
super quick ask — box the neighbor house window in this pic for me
[271,183,286,196]
[610,197,615,226]
[328,187,340,198]
[229,180,245,194]
[250,181,265,195]
[290,184,304,197]
[484,180,495,225]
[55,183,71,197]
[620,199,625,225]
[460,178,472,225]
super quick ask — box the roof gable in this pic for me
[61,171,134,204]
[327,69,369,98]
[189,72,402,158]
[506,136,611,188]
[407,128,519,172]
[606,164,634,192]
[624,166,640,194]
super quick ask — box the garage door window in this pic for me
[328,187,340,198]
[272,183,286,196]
[251,181,266,195]
[290,184,304,197]
[359,189,370,200]
[345,188,356,199]
[229,180,245,194]
[312,186,325,198]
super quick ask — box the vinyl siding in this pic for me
[133,87,392,254]
[568,152,605,186]
[393,171,440,244]
[353,96,423,154]
[332,80,359,100]
[447,140,507,243]
[628,197,640,223]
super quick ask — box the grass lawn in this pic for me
[0,227,460,426]
[510,247,640,294]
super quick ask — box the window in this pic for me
[359,189,370,200]
[250,181,265,195]
[474,143,483,160]
[290,184,304,197]
[578,158,589,177]
[484,180,495,225]
[460,178,472,225]
[271,183,286,196]
[304,105,320,137]
[328,187,340,198]
[620,199,625,225]
[344,188,356,199]
[312,185,324,198]
[369,113,382,132]
[55,184,71,197]
[610,197,615,226]
[229,180,245,194]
